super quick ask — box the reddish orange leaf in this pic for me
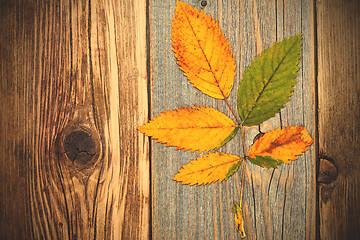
[171,1,236,99]
[138,106,238,153]
[247,126,314,164]
[173,152,243,185]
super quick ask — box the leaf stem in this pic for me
[240,160,246,208]
[222,95,247,220]
[240,123,246,156]
[239,123,247,207]
[224,98,241,125]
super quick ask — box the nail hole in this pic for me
[201,0,207,7]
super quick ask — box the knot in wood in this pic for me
[64,130,96,164]
[318,157,338,184]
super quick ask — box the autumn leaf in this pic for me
[138,106,238,153]
[232,202,246,238]
[247,126,313,168]
[237,35,302,126]
[173,152,243,185]
[171,1,236,99]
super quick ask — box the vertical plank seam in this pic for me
[313,0,320,239]
[146,0,152,239]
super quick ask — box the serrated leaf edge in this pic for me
[239,34,303,126]
[171,1,236,99]
[138,106,238,153]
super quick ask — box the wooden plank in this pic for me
[0,2,34,238]
[150,0,315,239]
[316,0,360,239]
[0,0,149,239]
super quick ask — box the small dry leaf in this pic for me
[173,152,243,185]
[232,202,246,238]
[171,1,236,99]
[247,126,314,164]
[138,106,238,153]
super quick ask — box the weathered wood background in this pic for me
[150,0,315,239]
[0,0,359,239]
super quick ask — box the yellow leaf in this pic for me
[247,126,314,164]
[138,106,238,153]
[171,1,236,99]
[173,152,243,185]
[232,202,246,238]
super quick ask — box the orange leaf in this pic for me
[173,152,243,185]
[247,126,314,164]
[138,106,238,153]
[171,1,236,99]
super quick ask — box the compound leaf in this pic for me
[173,152,243,185]
[247,126,314,167]
[172,1,236,99]
[238,34,302,126]
[138,106,238,153]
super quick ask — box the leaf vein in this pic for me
[242,40,300,123]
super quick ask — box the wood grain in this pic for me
[317,0,360,239]
[150,0,315,239]
[7,0,360,238]
[0,0,149,239]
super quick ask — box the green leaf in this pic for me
[248,156,283,168]
[225,161,241,180]
[237,34,302,126]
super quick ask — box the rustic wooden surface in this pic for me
[317,0,360,239]
[0,0,149,239]
[150,0,315,239]
[3,0,359,239]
